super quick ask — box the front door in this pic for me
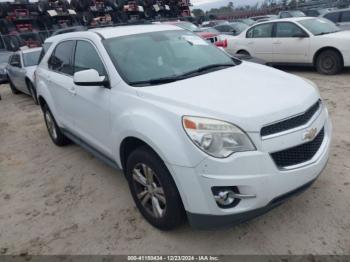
[272,22,310,63]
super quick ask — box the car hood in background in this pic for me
[137,62,320,132]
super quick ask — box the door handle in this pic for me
[273,41,281,44]
[248,41,254,45]
[68,86,76,95]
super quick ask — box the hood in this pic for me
[137,62,320,132]
[25,66,37,83]
[320,30,350,40]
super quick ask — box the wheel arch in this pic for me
[313,46,344,66]
[236,49,250,55]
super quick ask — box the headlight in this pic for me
[182,116,256,158]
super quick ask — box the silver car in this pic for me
[321,8,350,31]
[7,47,42,104]
[0,51,12,84]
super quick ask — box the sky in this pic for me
[191,0,263,11]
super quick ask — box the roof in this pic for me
[45,24,183,43]
[89,24,182,38]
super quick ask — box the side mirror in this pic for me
[73,69,109,88]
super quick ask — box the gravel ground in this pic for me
[0,68,349,255]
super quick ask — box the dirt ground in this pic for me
[0,67,349,255]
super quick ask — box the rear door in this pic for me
[272,22,310,63]
[47,40,77,129]
[8,53,26,92]
[244,23,274,61]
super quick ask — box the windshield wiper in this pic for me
[129,63,234,86]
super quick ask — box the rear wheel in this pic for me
[316,50,343,75]
[43,104,71,146]
[126,146,185,230]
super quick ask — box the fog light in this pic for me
[212,186,240,208]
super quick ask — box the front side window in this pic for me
[341,11,350,22]
[275,22,306,37]
[48,40,75,75]
[324,12,340,23]
[247,23,273,38]
[73,41,106,76]
[104,30,236,86]
[23,50,41,67]
[299,18,340,36]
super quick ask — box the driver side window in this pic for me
[73,41,106,77]
[275,22,306,37]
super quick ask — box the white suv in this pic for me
[35,24,332,230]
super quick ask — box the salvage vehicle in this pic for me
[225,17,350,75]
[7,47,41,103]
[36,25,331,230]
[321,8,350,31]
[0,50,13,84]
[214,22,248,36]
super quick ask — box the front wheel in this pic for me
[126,146,185,230]
[27,81,38,105]
[316,50,343,75]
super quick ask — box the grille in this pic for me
[261,100,321,137]
[271,128,324,168]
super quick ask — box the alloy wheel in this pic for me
[132,163,166,218]
[45,110,58,140]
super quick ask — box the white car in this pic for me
[36,25,331,230]
[225,17,350,75]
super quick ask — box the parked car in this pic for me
[303,8,331,17]
[278,10,306,18]
[225,17,350,74]
[321,8,350,30]
[214,22,249,36]
[7,47,41,103]
[230,18,256,26]
[201,20,227,27]
[0,50,12,84]
[255,15,278,23]
[36,25,331,230]
[250,15,277,21]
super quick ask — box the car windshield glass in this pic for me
[299,18,340,35]
[175,22,201,32]
[104,30,236,86]
[23,51,41,67]
[0,53,12,63]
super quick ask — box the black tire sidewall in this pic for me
[126,146,184,230]
[43,105,70,146]
[316,50,342,75]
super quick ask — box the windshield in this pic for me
[0,53,12,63]
[175,22,201,32]
[23,50,41,67]
[290,11,306,17]
[104,30,236,86]
[299,18,340,35]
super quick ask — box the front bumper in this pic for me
[168,108,332,229]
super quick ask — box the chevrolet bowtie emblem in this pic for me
[303,128,318,141]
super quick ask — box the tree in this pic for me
[192,8,204,17]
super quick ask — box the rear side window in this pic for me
[324,12,340,23]
[73,40,106,76]
[341,11,350,22]
[48,40,75,75]
[247,23,273,38]
[38,42,52,63]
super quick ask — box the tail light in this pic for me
[215,39,227,48]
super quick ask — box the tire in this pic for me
[237,50,250,56]
[9,80,20,94]
[316,49,343,75]
[43,104,71,146]
[27,81,39,105]
[126,146,185,230]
